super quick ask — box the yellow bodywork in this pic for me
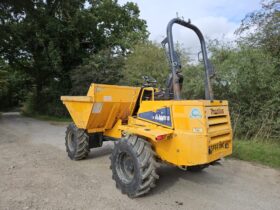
[61,84,141,132]
[61,83,232,167]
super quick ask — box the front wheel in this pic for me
[65,123,89,160]
[110,135,159,198]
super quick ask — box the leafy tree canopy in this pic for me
[0,0,148,114]
[236,0,280,58]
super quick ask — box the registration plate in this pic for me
[209,141,229,154]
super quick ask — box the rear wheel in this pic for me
[65,123,89,160]
[110,135,159,198]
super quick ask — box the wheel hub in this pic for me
[67,132,76,153]
[117,152,135,184]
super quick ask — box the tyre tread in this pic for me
[65,123,89,160]
[110,135,159,197]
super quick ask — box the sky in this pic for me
[118,0,262,56]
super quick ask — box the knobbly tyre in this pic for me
[61,18,232,198]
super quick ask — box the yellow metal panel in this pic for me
[204,100,228,106]
[87,128,105,133]
[172,105,206,133]
[85,84,141,131]
[87,83,141,103]
[152,129,232,166]
[210,132,232,142]
[60,96,93,102]
[208,117,228,125]
[103,120,122,139]
[119,117,173,142]
[63,101,93,129]
[174,132,208,165]
[208,124,230,133]
[61,83,141,131]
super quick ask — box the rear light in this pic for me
[155,134,166,141]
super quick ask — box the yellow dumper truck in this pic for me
[61,18,232,197]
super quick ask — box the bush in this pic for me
[22,88,69,117]
[209,44,280,140]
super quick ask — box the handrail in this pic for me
[165,18,214,100]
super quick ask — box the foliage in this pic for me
[211,0,280,140]
[0,59,31,110]
[208,42,280,140]
[0,0,148,115]
[121,42,191,90]
[0,70,8,97]
[180,63,204,99]
[236,0,280,58]
[1,0,279,142]
[70,49,124,95]
[0,59,9,97]
[121,42,170,87]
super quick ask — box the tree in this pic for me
[236,0,280,58]
[121,42,191,88]
[231,0,280,139]
[0,59,8,97]
[0,58,31,110]
[0,0,148,115]
[70,49,124,95]
[208,41,280,139]
[121,42,169,87]
[0,69,8,97]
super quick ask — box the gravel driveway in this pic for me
[0,113,279,210]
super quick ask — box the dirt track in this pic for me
[0,113,279,210]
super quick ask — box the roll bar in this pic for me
[163,18,214,100]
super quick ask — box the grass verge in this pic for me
[232,140,280,169]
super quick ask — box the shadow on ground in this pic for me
[84,142,224,197]
[87,143,113,159]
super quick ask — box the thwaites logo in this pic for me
[210,108,224,115]
[138,107,172,127]
[190,108,202,119]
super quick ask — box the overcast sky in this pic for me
[118,0,262,56]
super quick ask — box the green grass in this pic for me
[21,112,71,122]
[232,140,280,168]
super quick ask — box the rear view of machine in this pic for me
[61,18,232,198]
